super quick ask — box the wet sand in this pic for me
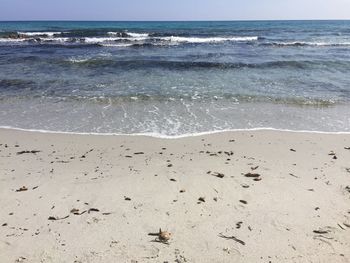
[0,128,350,262]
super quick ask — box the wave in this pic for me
[162,36,258,43]
[17,31,63,37]
[107,31,149,38]
[263,41,350,47]
[97,43,135,47]
[0,33,259,46]
[0,90,339,107]
[62,58,350,71]
[76,94,337,107]
[1,30,350,49]
[0,79,35,90]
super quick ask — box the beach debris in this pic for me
[251,166,259,170]
[211,172,225,178]
[32,186,39,190]
[15,257,26,262]
[313,229,329,234]
[345,147,350,150]
[149,228,172,244]
[170,178,177,182]
[2,223,7,227]
[289,173,299,178]
[328,151,337,159]
[239,200,248,205]
[167,164,173,167]
[218,233,245,246]
[15,186,28,192]
[124,196,131,201]
[345,186,350,193]
[70,208,87,215]
[88,208,100,213]
[241,184,250,188]
[48,215,69,221]
[80,149,93,158]
[16,150,41,155]
[290,149,296,152]
[134,152,144,155]
[102,212,112,215]
[236,222,243,229]
[338,224,346,230]
[343,223,350,228]
[70,208,79,214]
[179,189,186,193]
[198,197,206,203]
[244,173,261,178]
[224,151,234,156]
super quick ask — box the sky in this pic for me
[0,0,350,21]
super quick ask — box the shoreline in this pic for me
[1,126,350,139]
[1,128,350,262]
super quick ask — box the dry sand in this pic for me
[0,128,350,262]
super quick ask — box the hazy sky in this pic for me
[1,0,350,21]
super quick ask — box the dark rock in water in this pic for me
[8,33,21,39]
[121,32,129,38]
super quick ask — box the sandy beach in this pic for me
[0,128,350,262]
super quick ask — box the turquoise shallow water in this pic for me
[0,21,350,135]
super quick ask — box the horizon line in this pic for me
[0,19,350,22]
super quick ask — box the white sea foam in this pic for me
[67,57,91,63]
[83,37,120,43]
[99,43,134,47]
[108,32,149,38]
[160,36,258,43]
[126,32,150,38]
[0,38,27,42]
[39,37,70,42]
[18,32,61,37]
[83,37,148,43]
[107,32,119,36]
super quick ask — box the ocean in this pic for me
[0,20,350,136]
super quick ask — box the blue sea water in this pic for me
[0,20,350,135]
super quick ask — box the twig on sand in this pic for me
[218,233,246,246]
[17,150,41,155]
[48,215,69,221]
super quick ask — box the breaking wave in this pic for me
[0,31,259,46]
